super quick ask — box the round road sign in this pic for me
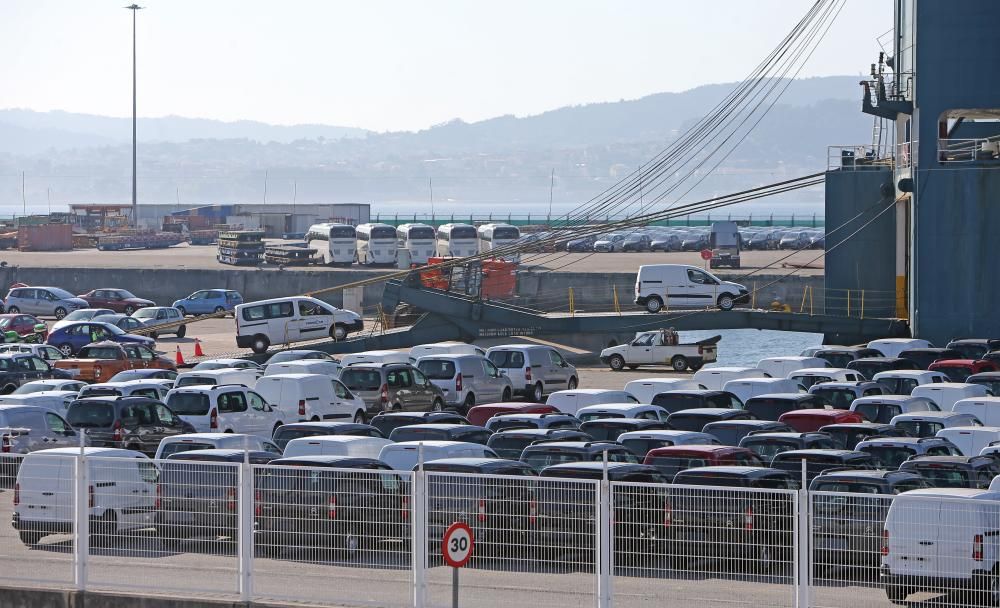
[700,249,713,261]
[441,521,475,568]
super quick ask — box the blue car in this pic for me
[172,289,243,316]
[45,321,155,356]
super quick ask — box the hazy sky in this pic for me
[0,0,893,132]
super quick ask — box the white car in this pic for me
[937,426,1000,457]
[282,435,392,459]
[192,358,263,373]
[11,379,86,395]
[0,390,78,414]
[693,366,771,391]
[154,432,281,459]
[599,329,718,372]
[264,359,343,378]
[0,343,67,362]
[912,382,990,412]
[634,264,748,312]
[867,338,933,358]
[953,396,1000,426]
[340,350,411,367]
[890,411,984,437]
[235,296,363,354]
[414,354,513,412]
[545,389,637,416]
[575,403,668,422]
[786,367,866,389]
[78,380,169,401]
[756,356,828,378]
[408,342,486,362]
[378,440,497,471]
[722,377,803,404]
[624,378,701,404]
[174,368,259,389]
[254,373,366,424]
[872,370,949,395]
[164,385,283,438]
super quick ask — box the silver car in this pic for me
[131,306,187,338]
[0,404,77,455]
[486,345,579,402]
[5,287,88,320]
[416,354,514,413]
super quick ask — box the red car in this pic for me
[466,403,558,427]
[77,288,155,315]
[643,445,763,479]
[778,409,864,432]
[0,313,47,339]
[928,359,1000,383]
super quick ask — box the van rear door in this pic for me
[17,453,68,525]
[936,499,995,581]
[885,496,940,577]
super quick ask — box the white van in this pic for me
[882,488,1000,604]
[13,447,157,546]
[545,389,638,416]
[623,378,701,404]
[436,223,479,258]
[912,383,990,411]
[254,373,366,424]
[722,378,803,404]
[155,433,279,460]
[756,356,828,378]
[937,427,1000,457]
[634,264,748,313]
[408,342,486,362]
[235,296,363,354]
[379,440,497,471]
[174,368,258,389]
[263,359,343,378]
[954,397,1000,427]
[867,338,933,358]
[78,380,169,401]
[693,367,771,391]
[787,367,866,389]
[575,403,668,422]
[873,370,949,395]
[849,395,940,424]
[305,222,357,266]
[341,350,411,367]
[891,411,984,437]
[0,390,78,414]
[282,435,393,459]
[165,385,282,438]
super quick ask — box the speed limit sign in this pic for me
[441,521,475,568]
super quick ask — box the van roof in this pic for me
[550,389,625,396]
[873,370,942,378]
[163,433,253,441]
[791,368,851,375]
[772,449,866,458]
[747,393,813,402]
[382,440,482,449]
[236,296,316,308]
[577,403,653,412]
[165,449,274,461]
[668,407,736,416]
[270,456,386,467]
[892,411,972,420]
[914,382,983,390]
[852,395,928,404]
[699,367,759,373]
[616,430,710,439]
[287,435,384,444]
[422,457,525,470]
[30,447,144,457]
[255,373,327,380]
[896,488,1000,500]
[674,465,782,476]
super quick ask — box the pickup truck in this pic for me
[599,329,720,372]
[53,340,175,383]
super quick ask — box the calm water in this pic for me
[678,329,821,367]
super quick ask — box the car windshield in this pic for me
[850,362,887,380]
[579,412,626,422]
[877,378,919,395]
[933,365,971,383]
[66,401,115,427]
[12,382,58,395]
[116,290,137,299]
[340,369,382,391]
[652,394,707,413]
[417,360,456,380]
[48,288,75,300]
[390,427,449,442]
[166,393,211,415]
[79,388,123,398]
[747,399,801,420]
[911,467,970,488]
[969,379,1000,395]
[894,421,944,438]
[488,350,525,369]
[743,441,796,462]
[522,450,585,471]
[706,426,750,445]
[488,435,535,459]
[862,446,916,469]
[133,309,157,319]
[175,376,215,388]
[159,442,214,458]
[820,354,854,368]
[792,375,833,389]
[620,438,676,457]
[668,414,715,432]
[580,422,631,441]
[647,456,709,479]
[810,388,856,409]
[951,344,988,360]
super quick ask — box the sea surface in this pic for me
[677,329,821,367]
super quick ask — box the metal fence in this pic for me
[2,451,996,607]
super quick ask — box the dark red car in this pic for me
[0,313,46,339]
[77,288,155,315]
[643,445,763,479]
[928,359,1000,383]
[465,403,558,427]
[778,409,864,432]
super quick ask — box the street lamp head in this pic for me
[124,4,143,10]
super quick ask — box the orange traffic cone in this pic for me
[194,339,205,357]
[175,345,185,366]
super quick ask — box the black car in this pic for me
[897,347,962,370]
[387,423,492,445]
[808,382,885,409]
[855,436,962,469]
[579,418,670,442]
[255,456,409,558]
[155,449,280,549]
[770,449,879,483]
[814,347,883,369]
[966,371,1000,396]
[424,458,537,556]
[810,470,930,568]
[946,338,1000,361]
[519,440,636,472]
[272,421,385,450]
[818,422,908,450]
[665,408,754,432]
[651,390,745,413]
[486,428,592,460]
[744,393,827,421]
[670,466,798,572]
[565,236,597,252]
[738,432,837,462]
[370,411,469,437]
[484,413,580,433]
[846,358,919,380]
[898,455,1000,489]
[536,462,670,561]
[65,397,195,456]
[703,419,792,446]
[0,353,73,394]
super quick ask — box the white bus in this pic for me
[477,223,521,262]
[355,223,398,265]
[305,223,357,266]
[436,223,480,258]
[396,223,437,264]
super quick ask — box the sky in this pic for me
[0,0,894,132]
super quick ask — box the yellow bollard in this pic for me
[613,285,621,316]
[569,287,575,318]
[799,287,808,313]
[751,282,757,310]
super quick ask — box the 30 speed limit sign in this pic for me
[441,521,475,568]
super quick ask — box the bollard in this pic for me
[568,287,575,318]
[612,285,621,316]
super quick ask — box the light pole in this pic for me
[125,4,143,227]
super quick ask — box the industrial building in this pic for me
[133,203,370,237]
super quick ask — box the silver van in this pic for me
[486,345,578,402]
[415,354,513,413]
[131,306,186,338]
[0,404,77,454]
[5,287,88,320]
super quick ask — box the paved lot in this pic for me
[0,244,824,276]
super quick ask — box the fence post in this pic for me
[847,289,851,317]
[799,287,808,313]
[861,290,865,319]
[73,431,89,591]
[412,447,427,608]
[809,286,814,316]
[596,452,612,608]
[237,453,254,601]
[795,460,811,608]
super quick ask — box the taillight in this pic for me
[664,502,672,528]
[210,408,219,430]
[298,400,306,416]
[13,482,19,506]
[226,487,237,511]
[154,484,162,510]
[88,485,95,509]
[456,374,463,393]
[401,495,410,521]
[477,498,487,522]
[380,385,389,407]
[529,498,537,525]
[328,495,337,519]
[254,490,262,517]
[525,367,532,382]
[94,365,102,379]
[974,534,984,561]
[1,435,10,453]
[112,419,122,443]
[881,529,889,556]
[744,506,753,531]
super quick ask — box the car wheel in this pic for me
[717,294,735,311]
[176,325,187,338]
[54,307,67,320]
[689,362,704,372]
[90,511,117,549]
[432,398,445,411]
[272,422,283,436]
[150,331,159,340]
[567,376,578,390]
[753,544,775,574]
[58,343,74,357]
[339,530,361,558]
[0,384,16,395]
[352,411,366,424]
[176,306,187,316]
[123,305,135,315]
[6,306,18,314]
[501,388,512,402]
[885,583,911,605]
[462,393,475,412]
[627,364,639,370]
[251,335,270,354]
[532,382,544,402]
[609,355,626,371]
[645,297,663,314]
[19,530,42,547]
[213,306,225,315]
[332,323,348,341]
[671,355,689,372]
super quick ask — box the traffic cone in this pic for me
[194,338,204,357]
[175,345,185,366]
